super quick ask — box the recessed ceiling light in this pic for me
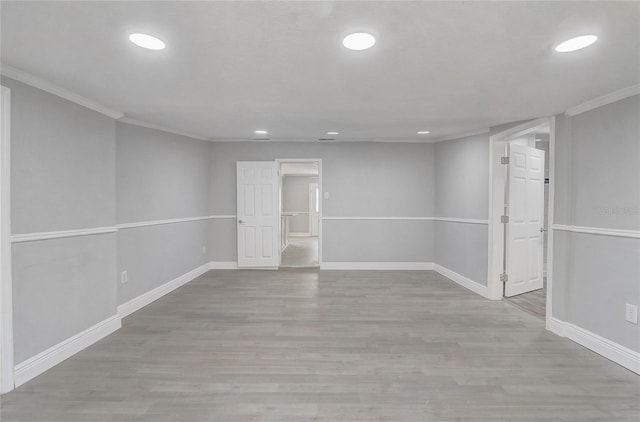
[327,131,339,135]
[254,130,268,135]
[129,33,165,50]
[417,131,430,135]
[555,35,598,53]
[343,33,376,51]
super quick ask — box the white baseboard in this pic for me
[547,317,640,375]
[320,262,434,270]
[210,261,239,269]
[14,315,121,387]
[288,232,311,238]
[433,264,489,298]
[546,316,565,337]
[118,262,212,318]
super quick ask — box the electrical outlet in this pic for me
[202,245,207,255]
[625,304,638,324]
[120,270,128,284]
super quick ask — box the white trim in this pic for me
[14,315,121,388]
[547,317,640,375]
[320,262,434,270]
[434,217,489,225]
[546,316,565,337]
[11,226,117,243]
[117,215,231,230]
[118,116,209,142]
[566,84,640,116]
[433,264,489,299]
[117,262,211,318]
[0,64,123,120]
[0,85,14,393]
[210,261,239,270]
[432,127,490,143]
[322,216,434,221]
[552,224,640,239]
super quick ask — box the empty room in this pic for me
[0,1,639,421]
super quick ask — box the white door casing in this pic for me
[309,183,319,237]
[236,161,280,268]
[0,85,14,393]
[505,143,545,297]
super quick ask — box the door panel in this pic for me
[505,144,545,297]
[237,161,279,267]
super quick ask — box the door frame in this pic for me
[276,158,323,266]
[0,85,14,393]
[308,182,319,237]
[487,117,556,321]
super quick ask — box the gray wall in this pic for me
[434,133,490,285]
[116,122,213,305]
[210,142,435,262]
[2,77,118,363]
[282,176,318,233]
[552,94,640,352]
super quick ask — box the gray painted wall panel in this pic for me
[567,233,639,351]
[323,220,434,263]
[116,122,212,224]
[435,221,488,286]
[552,94,640,353]
[12,234,117,363]
[3,77,116,234]
[116,123,214,305]
[117,220,212,305]
[434,134,490,220]
[434,134,490,284]
[211,219,237,262]
[570,95,640,230]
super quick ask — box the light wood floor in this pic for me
[280,237,318,268]
[1,269,638,421]
[504,288,547,318]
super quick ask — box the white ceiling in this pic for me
[1,1,638,142]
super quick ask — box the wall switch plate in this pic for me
[324,191,329,199]
[625,304,638,324]
[120,270,128,284]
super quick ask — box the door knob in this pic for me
[540,227,547,232]
[238,220,245,224]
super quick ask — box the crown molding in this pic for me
[566,84,640,116]
[117,116,209,141]
[0,63,124,119]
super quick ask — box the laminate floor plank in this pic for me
[1,269,638,421]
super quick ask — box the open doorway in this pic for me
[278,160,321,268]
[488,118,555,321]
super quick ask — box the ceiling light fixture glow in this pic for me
[129,33,165,50]
[254,130,268,135]
[417,131,430,135]
[327,131,340,135]
[555,35,598,53]
[343,33,376,51]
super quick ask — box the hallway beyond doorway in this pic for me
[281,237,318,268]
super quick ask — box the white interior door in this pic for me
[505,143,545,297]
[309,183,319,236]
[237,161,280,268]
